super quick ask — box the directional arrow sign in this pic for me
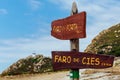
[51,11,86,40]
[52,51,114,70]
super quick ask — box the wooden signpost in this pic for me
[51,1,115,80]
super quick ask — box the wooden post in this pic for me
[70,2,79,80]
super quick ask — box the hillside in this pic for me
[0,57,120,80]
[1,54,53,76]
[85,23,120,56]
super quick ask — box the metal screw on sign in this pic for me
[70,1,79,80]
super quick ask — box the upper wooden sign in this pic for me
[51,11,86,40]
[52,51,114,70]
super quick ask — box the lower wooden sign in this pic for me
[52,51,114,70]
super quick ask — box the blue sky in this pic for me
[0,0,120,73]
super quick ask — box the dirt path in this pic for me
[0,71,69,80]
[1,67,120,80]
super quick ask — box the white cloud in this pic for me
[50,0,120,23]
[0,9,8,15]
[0,36,69,57]
[0,36,70,73]
[50,0,120,49]
[29,0,41,10]
[49,0,73,10]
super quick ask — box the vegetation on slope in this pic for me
[1,54,53,76]
[85,23,120,56]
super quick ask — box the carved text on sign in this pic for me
[54,55,101,66]
[52,23,80,33]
